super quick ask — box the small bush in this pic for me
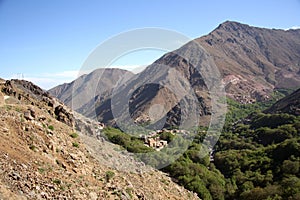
[48,125,54,131]
[38,167,45,173]
[105,171,115,182]
[72,142,79,148]
[53,179,61,185]
[29,144,36,151]
[125,187,133,198]
[70,132,78,138]
[5,105,12,111]
[160,178,169,185]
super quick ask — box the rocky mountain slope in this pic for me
[49,68,134,112]
[50,21,300,128]
[197,21,300,102]
[0,79,199,199]
[89,41,223,129]
[265,87,300,116]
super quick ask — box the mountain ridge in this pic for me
[49,68,134,112]
[265,87,300,115]
[197,20,300,100]
[50,21,300,128]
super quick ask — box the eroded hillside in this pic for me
[0,79,199,200]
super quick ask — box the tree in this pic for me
[282,160,299,175]
[159,131,175,142]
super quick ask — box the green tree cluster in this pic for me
[102,95,300,200]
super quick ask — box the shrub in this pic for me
[160,131,175,143]
[53,179,62,185]
[70,132,79,138]
[72,142,79,148]
[105,171,115,182]
[48,125,54,131]
[104,127,153,153]
[38,167,45,173]
[29,144,36,151]
[125,187,133,198]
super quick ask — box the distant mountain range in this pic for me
[49,68,133,112]
[49,21,300,128]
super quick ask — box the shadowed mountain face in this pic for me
[265,88,300,116]
[84,41,225,129]
[50,21,300,128]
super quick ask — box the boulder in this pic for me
[54,105,75,127]
[24,110,34,121]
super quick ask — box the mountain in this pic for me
[265,87,300,116]
[90,41,222,129]
[0,79,199,199]
[49,68,134,111]
[50,21,300,128]
[197,21,300,102]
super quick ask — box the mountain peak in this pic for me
[214,20,254,33]
[219,20,245,27]
[198,20,300,101]
[51,22,300,127]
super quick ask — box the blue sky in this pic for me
[0,0,300,89]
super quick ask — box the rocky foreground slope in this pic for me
[0,79,199,199]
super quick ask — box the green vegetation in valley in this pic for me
[160,111,300,200]
[224,91,285,130]
[102,92,300,199]
[213,112,300,199]
[103,127,154,153]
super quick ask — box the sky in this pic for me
[0,0,300,89]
